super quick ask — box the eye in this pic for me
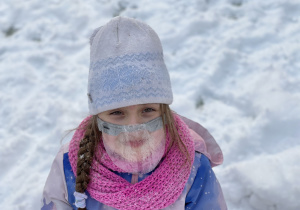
[109,110,123,115]
[143,108,155,113]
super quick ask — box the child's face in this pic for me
[97,103,165,173]
[97,103,161,125]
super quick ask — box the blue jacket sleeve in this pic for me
[185,154,227,210]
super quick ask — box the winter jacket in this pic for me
[41,116,227,210]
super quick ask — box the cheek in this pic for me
[151,128,165,142]
[102,133,119,149]
[145,110,161,118]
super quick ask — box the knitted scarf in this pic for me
[68,114,195,210]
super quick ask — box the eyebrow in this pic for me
[108,104,159,112]
[108,108,122,112]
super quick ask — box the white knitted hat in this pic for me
[88,16,173,115]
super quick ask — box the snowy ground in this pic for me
[1,0,300,209]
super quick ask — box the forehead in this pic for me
[100,103,160,113]
[124,104,160,110]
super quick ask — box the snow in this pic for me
[0,0,299,209]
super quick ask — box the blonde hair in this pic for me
[74,104,191,210]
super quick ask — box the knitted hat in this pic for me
[87,16,173,115]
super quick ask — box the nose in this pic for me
[127,115,142,125]
[124,105,143,125]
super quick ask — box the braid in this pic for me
[75,116,100,210]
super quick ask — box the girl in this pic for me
[42,16,227,210]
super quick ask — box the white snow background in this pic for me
[0,0,299,209]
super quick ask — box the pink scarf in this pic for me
[68,114,195,210]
